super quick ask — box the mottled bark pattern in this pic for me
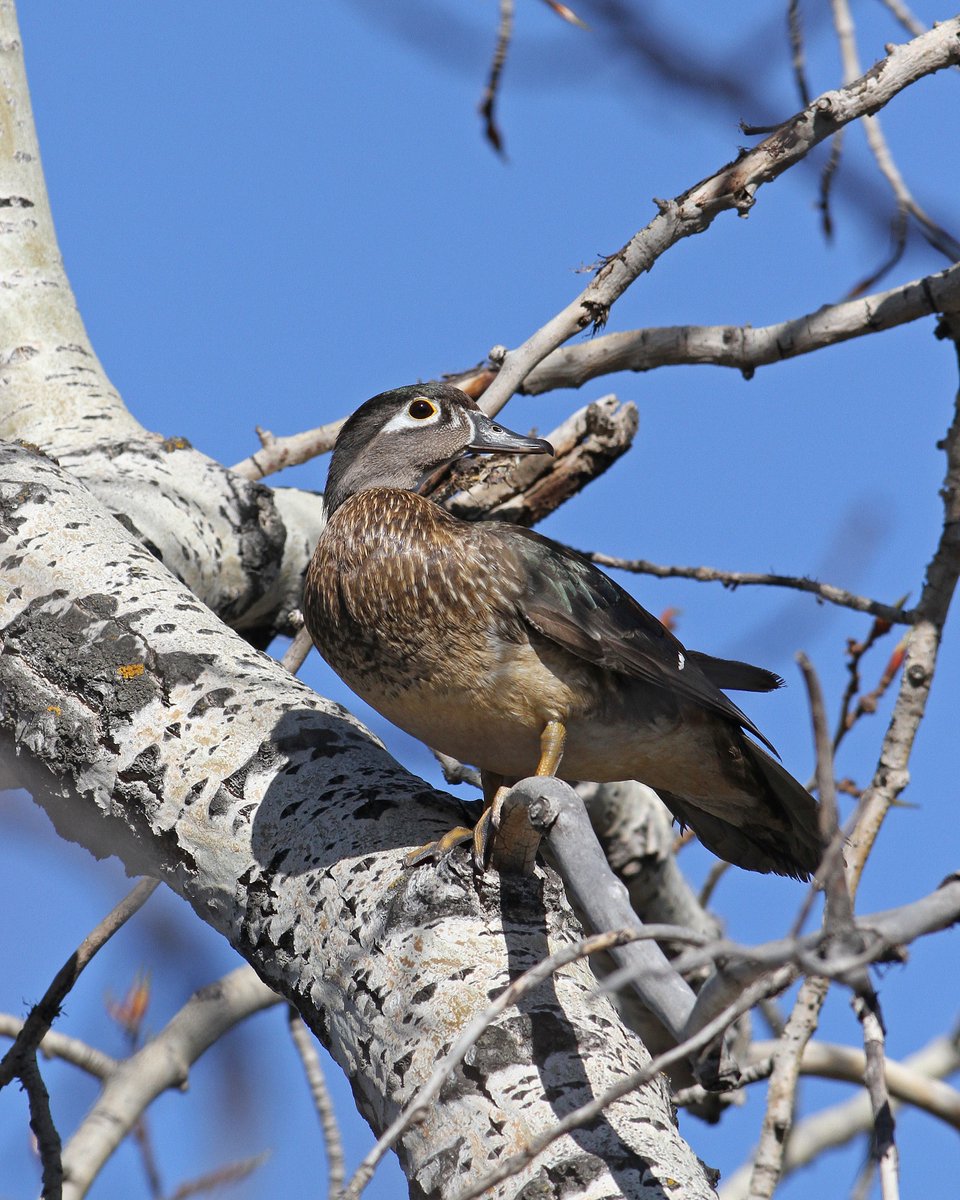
[0,444,715,1198]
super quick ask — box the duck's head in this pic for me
[324,382,553,514]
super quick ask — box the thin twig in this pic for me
[787,0,812,106]
[796,653,853,936]
[848,206,908,299]
[132,1110,164,1200]
[539,0,587,28]
[817,129,844,240]
[877,0,926,37]
[287,1007,345,1195]
[22,1052,63,1200]
[0,1016,117,1079]
[745,975,830,1200]
[832,0,960,295]
[854,993,900,1199]
[845,634,908,738]
[230,417,346,479]
[672,1054,775,1107]
[758,997,787,1039]
[165,1152,270,1200]
[0,879,159,1090]
[697,860,730,909]
[478,0,514,155]
[281,626,314,675]
[834,613,898,750]
[578,549,913,624]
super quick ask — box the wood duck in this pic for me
[303,383,823,879]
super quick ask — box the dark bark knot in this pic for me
[0,592,159,749]
[906,663,928,687]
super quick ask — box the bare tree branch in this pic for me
[230,418,346,480]
[477,19,960,415]
[453,968,795,1200]
[428,394,639,527]
[796,653,854,935]
[679,1034,960,1129]
[602,874,960,1039]
[492,779,718,1061]
[0,1017,117,1080]
[287,1007,345,1196]
[846,332,960,891]
[514,259,960,394]
[832,0,960,284]
[585,878,960,1007]
[738,345,960,1195]
[280,621,313,675]
[579,780,721,940]
[751,1037,960,1128]
[22,1051,63,1200]
[745,975,829,1200]
[61,967,279,1200]
[719,1030,960,1197]
[878,0,927,38]
[853,993,900,1199]
[0,880,158,1091]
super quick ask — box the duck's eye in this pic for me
[408,398,438,420]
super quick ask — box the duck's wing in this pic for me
[493,524,780,755]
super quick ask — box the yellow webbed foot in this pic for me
[405,825,475,866]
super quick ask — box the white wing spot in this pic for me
[677,652,685,670]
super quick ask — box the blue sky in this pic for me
[2,3,958,1197]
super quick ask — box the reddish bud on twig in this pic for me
[106,969,151,1041]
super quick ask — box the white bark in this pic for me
[0,1,324,638]
[518,260,960,393]
[0,442,715,1198]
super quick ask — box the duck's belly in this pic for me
[349,648,728,796]
[349,638,581,778]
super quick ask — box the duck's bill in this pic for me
[465,412,554,457]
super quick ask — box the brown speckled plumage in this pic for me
[303,383,824,878]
